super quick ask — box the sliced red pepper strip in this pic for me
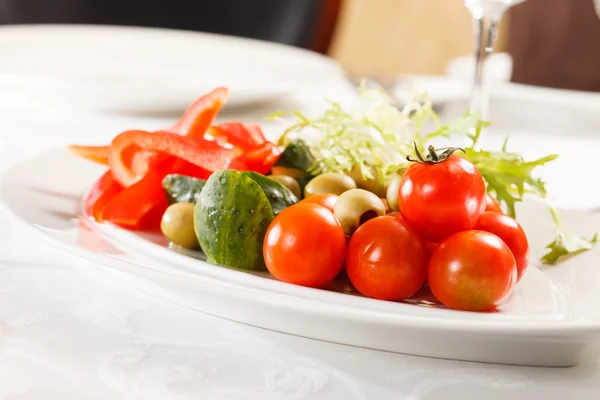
[208,123,257,150]
[68,145,110,165]
[169,87,229,137]
[101,170,169,230]
[109,130,235,187]
[245,124,268,145]
[84,171,123,222]
[209,122,269,149]
[231,141,281,175]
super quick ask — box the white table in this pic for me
[1,82,600,400]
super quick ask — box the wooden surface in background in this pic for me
[330,0,508,75]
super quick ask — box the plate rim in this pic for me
[2,148,600,337]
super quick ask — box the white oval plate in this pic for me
[0,25,341,114]
[1,149,600,367]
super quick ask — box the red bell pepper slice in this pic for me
[68,145,110,165]
[84,171,123,222]
[231,141,281,175]
[245,124,268,145]
[109,130,235,187]
[208,122,269,150]
[169,87,228,138]
[101,170,169,230]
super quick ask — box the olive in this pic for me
[333,189,386,235]
[160,202,198,249]
[268,175,302,199]
[346,165,387,198]
[304,172,357,197]
[386,172,404,212]
[271,166,306,179]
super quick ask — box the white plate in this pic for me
[0,25,341,114]
[1,149,600,367]
[394,74,471,107]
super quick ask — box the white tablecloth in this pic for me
[1,85,600,400]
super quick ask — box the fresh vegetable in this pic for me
[195,170,274,271]
[346,165,387,197]
[398,146,486,243]
[270,166,307,179]
[385,172,403,212]
[263,202,346,287]
[68,145,109,165]
[273,85,595,263]
[84,171,123,222]
[333,189,386,236]
[303,172,356,197]
[540,208,598,264]
[102,171,170,230]
[274,139,317,175]
[428,231,517,311]
[484,193,503,214]
[108,129,232,187]
[475,211,530,282]
[162,174,206,204]
[299,193,338,212]
[346,216,428,300]
[209,122,265,150]
[169,87,228,137]
[243,171,299,215]
[71,87,281,231]
[161,203,198,249]
[267,175,302,199]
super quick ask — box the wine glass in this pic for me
[463,0,527,121]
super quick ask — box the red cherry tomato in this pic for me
[263,202,346,288]
[346,216,428,300]
[475,211,530,282]
[428,230,517,311]
[426,241,438,256]
[485,193,504,214]
[300,193,338,212]
[398,153,486,243]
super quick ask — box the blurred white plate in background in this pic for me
[0,24,342,114]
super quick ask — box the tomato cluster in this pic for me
[263,149,529,312]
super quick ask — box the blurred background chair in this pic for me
[0,0,342,54]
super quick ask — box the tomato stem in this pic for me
[406,143,465,165]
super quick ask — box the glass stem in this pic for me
[469,14,501,121]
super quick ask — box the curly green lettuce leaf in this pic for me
[271,84,477,184]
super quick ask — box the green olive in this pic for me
[386,172,404,212]
[333,189,386,235]
[160,202,198,249]
[271,166,306,179]
[346,165,386,197]
[268,175,301,199]
[304,172,357,197]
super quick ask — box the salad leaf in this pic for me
[462,147,558,218]
[271,83,596,264]
[540,207,598,264]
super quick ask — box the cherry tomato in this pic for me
[346,216,428,300]
[485,193,503,213]
[428,230,517,311]
[475,211,530,282]
[300,193,338,212]
[264,202,346,288]
[426,241,438,256]
[398,152,486,243]
[387,211,403,219]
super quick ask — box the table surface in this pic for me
[1,67,600,400]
